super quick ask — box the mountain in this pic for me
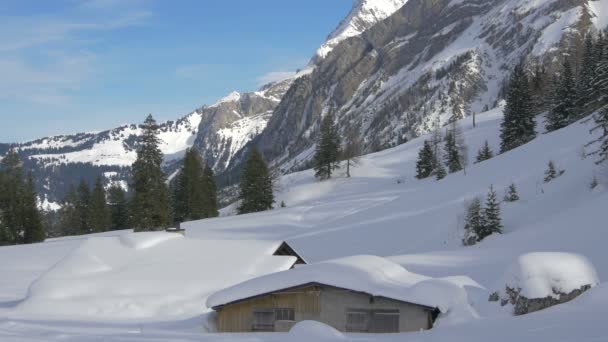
[0,0,406,206]
[309,0,408,65]
[237,0,606,174]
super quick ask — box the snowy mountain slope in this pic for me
[310,0,408,64]
[243,0,607,175]
[0,106,607,340]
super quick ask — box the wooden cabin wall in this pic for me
[216,285,322,332]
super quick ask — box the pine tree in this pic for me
[202,164,219,218]
[415,140,435,179]
[479,185,503,240]
[22,172,45,244]
[341,128,362,178]
[544,160,558,183]
[462,197,483,246]
[444,130,461,173]
[172,149,218,223]
[131,114,172,231]
[238,148,274,214]
[89,177,111,233]
[476,140,494,163]
[435,159,447,180]
[591,32,608,108]
[590,106,608,164]
[546,58,576,131]
[504,183,520,202]
[107,184,129,230]
[173,149,206,223]
[577,34,596,113]
[76,179,91,234]
[500,63,536,153]
[58,185,81,236]
[313,113,341,180]
[0,149,24,244]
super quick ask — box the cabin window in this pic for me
[252,309,275,331]
[346,309,371,332]
[346,309,400,333]
[252,308,295,331]
[370,309,400,333]
[275,308,295,321]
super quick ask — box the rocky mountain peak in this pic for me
[310,0,408,65]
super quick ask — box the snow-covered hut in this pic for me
[207,255,459,333]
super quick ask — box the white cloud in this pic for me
[256,71,297,86]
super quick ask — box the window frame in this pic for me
[252,308,276,332]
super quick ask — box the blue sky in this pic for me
[0,0,351,142]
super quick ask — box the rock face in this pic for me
[242,0,602,174]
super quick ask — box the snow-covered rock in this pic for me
[492,252,599,315]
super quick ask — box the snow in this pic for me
[208,255,474,317]
[288,321,346,341]
[589,0,608,29]
[1,105,608,340]
[495,252,599,299]
[8,234,297,321]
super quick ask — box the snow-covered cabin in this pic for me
[207,256,445,333]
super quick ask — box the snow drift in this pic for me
[14,234,297,320]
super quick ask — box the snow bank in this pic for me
[14,235,297,320]
[288,321,345,341]
[208,255,476,323]
[119,232,182,250]
[497,252,599,299]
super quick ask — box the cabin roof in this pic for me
[207,255,460,312]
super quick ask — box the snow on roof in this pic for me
[496,252,599,299]
[207,255,472,314]
[15,233,298,320]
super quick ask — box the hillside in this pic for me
[0,105,606,340]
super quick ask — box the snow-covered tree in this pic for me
[589,106,608,164]
[504,183,520,202]
[480,185,503,239]
[435,159,447,180]
[476,140,494,163]
[443,121,466,173]
[462,197,483,246]
[544,160,559,183]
